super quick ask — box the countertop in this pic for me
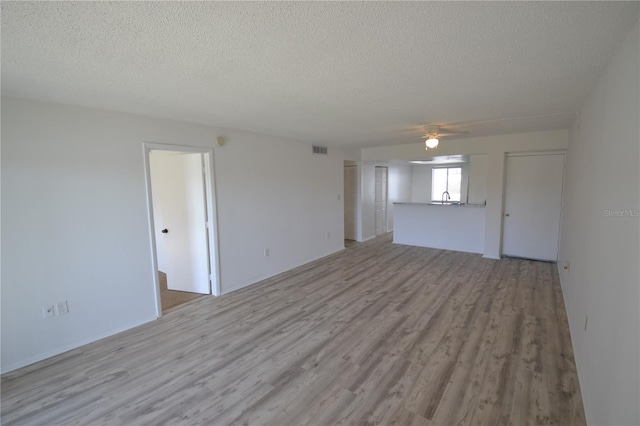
[393,202,486,208]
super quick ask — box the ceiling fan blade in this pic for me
[437,130,469,137]
[399,127,426,134]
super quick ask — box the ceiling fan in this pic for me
[421,125,468,150]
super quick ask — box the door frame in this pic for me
[143,142,221,318]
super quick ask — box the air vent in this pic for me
[312,145,328,155]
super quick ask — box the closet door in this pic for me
[502,153,564,261]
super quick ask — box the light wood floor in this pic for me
[1,234,585,425]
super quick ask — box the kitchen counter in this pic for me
[394,202,486,207]
[393,202,485,254]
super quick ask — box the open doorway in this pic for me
[344,162,357,247]
[143,143,220,316]
[374,166,388,236]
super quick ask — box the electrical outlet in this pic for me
[264,248,269,257]
[42,305,55,319]
[56,301,69,315]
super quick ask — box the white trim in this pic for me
[142,145,163,317]
[203,151,222,297]
[555,153,567,263]
[142,142,222,320]
[482,254,502,260]
[0,315,157,374]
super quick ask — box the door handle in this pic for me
[161,229,169,233]
[505,213,510,217]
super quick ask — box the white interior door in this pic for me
[503,153,565,261]
[150,151,210,294]
[375,166,388,236]
[344,165,357,240]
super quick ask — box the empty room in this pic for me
[1,2,638,425]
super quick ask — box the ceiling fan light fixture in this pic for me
[426,137,439,149]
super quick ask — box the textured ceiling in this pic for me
[2,2,638,147]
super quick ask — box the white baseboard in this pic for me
[482,254,501,260]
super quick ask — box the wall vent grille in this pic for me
[312,146,328,155]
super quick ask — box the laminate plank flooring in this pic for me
[1,233,585,425]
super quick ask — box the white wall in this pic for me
[216,131,346,293]
[386,164,412,232]
[394,204,485,254]
[362,129,568,258]
[1,97,347,372]
[410,165,431,203]
[468,154,488,205]
[557,22,639,426]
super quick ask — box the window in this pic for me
[432,167,462,202]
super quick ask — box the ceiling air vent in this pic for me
[312,145,328,155]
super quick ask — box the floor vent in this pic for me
[312,146,328,155]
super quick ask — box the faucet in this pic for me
[442,191,451,204]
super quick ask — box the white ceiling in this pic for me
[2,2,638,148]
